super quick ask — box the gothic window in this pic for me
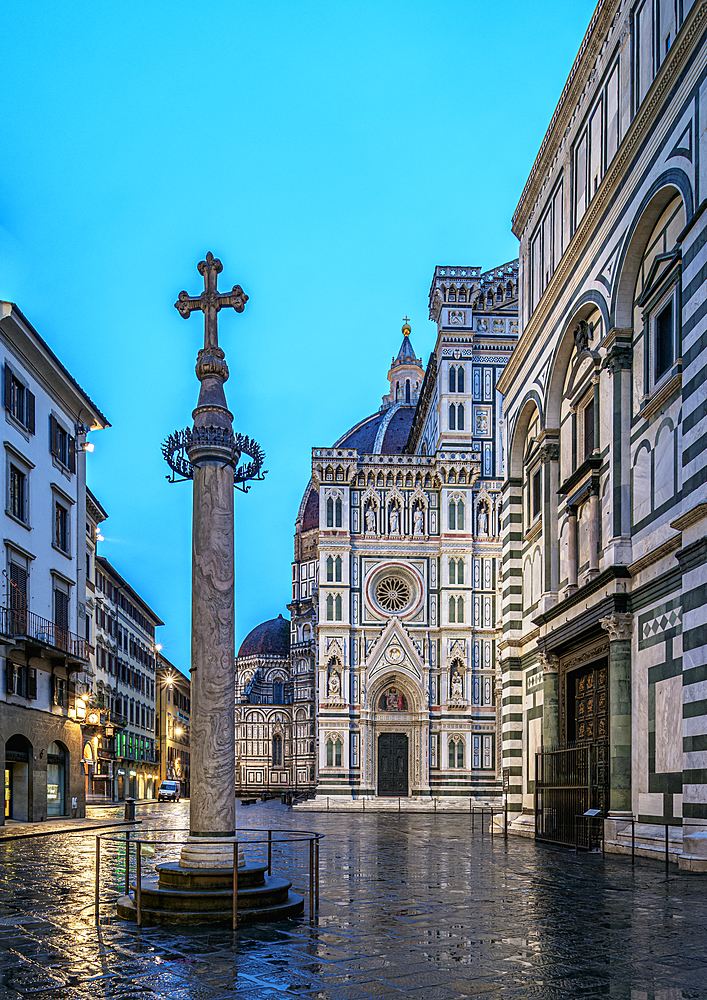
[272,734,282,764]
[449,366,456,393]
[456,498,465,529]
[449,498,456,530]
[457,596,464,622]
[449,558,456,585]
[335,594,342,621]
[449,404,456,430]
[326,497,333,527]
[335,498,343,527]
[457,404,465,430]
[449,596,456,623]
[326,556,334,582]
[326,739,333,766]
[457,366,465,393]
[583,398,595,458]
[531,469,542,520]
[448,737,464,768]
[273,681,283,703]
[405,379,411,403]
[326,594,334,621]
[396,381,400,401]
[335,738,342,766]
[457,559,464,584]
[335,556,342,582]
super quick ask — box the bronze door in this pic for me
[568,659,608,745]
[377,733,408,796]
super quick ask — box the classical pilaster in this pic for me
[539,441,559,608]
[588,483,600,578]
[567,505,578,593]
[600,612,633,816]
[603,335,633,564]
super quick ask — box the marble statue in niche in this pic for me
[451,671,463,697]
[389,507,400,534]
[328,671,340,697]
[413,508,424,536]
[365,507,376,533]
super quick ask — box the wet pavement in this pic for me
[0,800,706,1000]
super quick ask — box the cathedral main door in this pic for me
[377,733,408,796]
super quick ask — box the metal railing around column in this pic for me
[470,805,508,840]
[94,826,323,930]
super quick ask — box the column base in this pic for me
[603,810,633,842]
[678,830,707,872]
[179,836,246,869]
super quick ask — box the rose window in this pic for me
[376,577,410,612]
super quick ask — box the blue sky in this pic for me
[0,1,596,674]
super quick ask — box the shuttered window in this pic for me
[4,364,35,433]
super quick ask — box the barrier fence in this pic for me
[95,827,323,930]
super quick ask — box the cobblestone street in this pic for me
[0,801,706,1000]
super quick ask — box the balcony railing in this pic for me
[0,607,89,662]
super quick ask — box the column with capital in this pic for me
[163,253,265,868]
[600,612,633,819]
[602,333,633,565]
[538,651,559,749]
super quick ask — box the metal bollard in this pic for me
[94,836,100,924]
[665,825,670,873]
[267,830,272,875]
[504,802,508,841]
[314,836,320,911]
[233,842,239,930]
[490,809,494,841]
[472,808,475,834]
[124,797,136,823]
[631,817,635,865]
[135,841,142,929]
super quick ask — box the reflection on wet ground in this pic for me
[0,800,706,999]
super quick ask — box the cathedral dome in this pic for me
[238,615,290,658]
[333,404,415,455]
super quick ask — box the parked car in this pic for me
[158,780,180,802]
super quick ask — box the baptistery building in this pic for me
[236,262,518,803]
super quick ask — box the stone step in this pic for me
[156,861,267,891]
[115,889,305,926]
[130,873,294,913]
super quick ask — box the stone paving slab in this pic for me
[0,800,706,999]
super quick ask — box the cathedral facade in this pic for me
[236,262,518,802]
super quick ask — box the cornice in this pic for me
[499,0,707,397]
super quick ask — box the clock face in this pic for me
[388,646,403,663]
[87,712,100,725]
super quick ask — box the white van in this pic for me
[158,780,180,802]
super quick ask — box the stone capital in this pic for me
[537,651,559,673]
[539,442,559,464]
[603,342,633,375]
[599,612,633,642]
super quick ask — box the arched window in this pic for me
[457,740,464,768]
[448,499,456,530]
[396,381,400,401]
[457,499,465,529]
[335,738,342,766]
[457,366,465,393]
[272,734,282,764]
[449,596,456,623]
[449,404,456,430]
[273,681,283,703]
[326,497,334,527]
[335,498,343,527]
[326,739,333,766]
[448,737,464,768]
[335,594,342,621]
[335,556,342,582]
[326,594,334,621]
[449,558,456,585]
[457,403,465,430]
[405,379,411,403]
[457,559,464,584]
[457,596,464,622]
[326,556,334,582]
[449,366,456,393]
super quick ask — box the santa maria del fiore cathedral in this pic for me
[235,261,518,805]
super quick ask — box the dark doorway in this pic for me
[5,734,32,822]
[377,733,408,796]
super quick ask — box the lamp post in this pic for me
[163,253,265,869]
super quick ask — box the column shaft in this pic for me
[608,638,632,813]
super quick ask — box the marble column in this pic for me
[538,652,559,749]
[588,484,600,578]
[600,612,633,816]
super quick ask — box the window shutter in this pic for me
[5,660,14,695]
[27,667,37,700]
[51,673,56,705]
[4,365,11,411]
[49,415,57,457]
[26,391,35,434]
[69,435,76,473]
